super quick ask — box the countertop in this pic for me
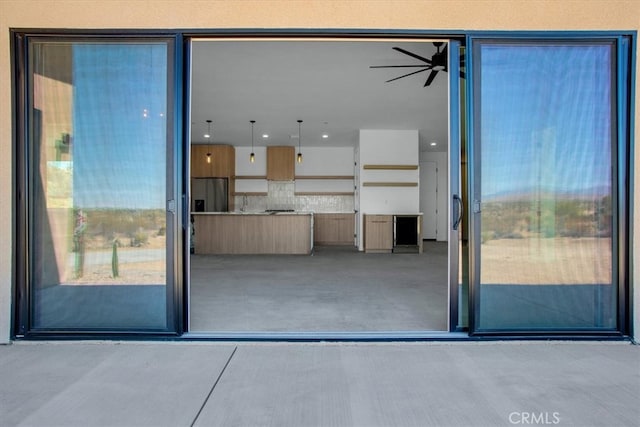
[192,211,314,215]
[364,212,423,216]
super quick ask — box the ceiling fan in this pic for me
[370,42,465,87]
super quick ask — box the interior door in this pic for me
[16,35,182,335]
[420,160,438,239]
[467,36,629,334]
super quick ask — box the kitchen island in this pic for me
[192,212,313,255]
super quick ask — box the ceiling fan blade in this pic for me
[424,70,439,87]
[370,65,431,69]
[386,67,430,83]
[392,47,432,65]
[442,44,449,71]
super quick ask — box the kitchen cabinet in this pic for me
[267,146,295,180]
[191,145,235,178]
[364,215,393,253]
[314,213,354,245]
[191,145,211,177]
[191,144,235,210]
[193,212,312,254]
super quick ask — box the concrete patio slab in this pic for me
[0,342,236,427]
[195,342,639,427]
[0,341,638,427]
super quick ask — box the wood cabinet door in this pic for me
[191,145,235,178]
[314,213,354,245]
[267,146,294,180]
[191,145,213,177]
[212,145,235,177]
[364,215,393,252]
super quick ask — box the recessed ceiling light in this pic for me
[204,133,210,138]
[262,134,269,139]
[430,142,438,146]
[322,134,329,139]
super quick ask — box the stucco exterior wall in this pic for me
[1,0,639,342]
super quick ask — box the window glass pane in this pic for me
[476,42,616,330]
[29,41,169,330]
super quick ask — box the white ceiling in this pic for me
[190,40,450,152]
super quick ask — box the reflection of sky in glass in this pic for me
[73,44,167,209]
[481,44,612,198]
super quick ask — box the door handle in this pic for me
[453,194,463,231]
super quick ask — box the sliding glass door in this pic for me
[468,37,630,333]
[16,36,181,334]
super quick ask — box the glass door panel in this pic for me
[471,40,618,331]
[26,39,176,331]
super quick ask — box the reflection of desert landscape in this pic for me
[480,197,612,285]
[481,237,611,285]
[62,209,166,285]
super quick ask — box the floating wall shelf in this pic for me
[294,175,355,180]
[234,175,268,180]
[232,192,268,196]
[362,165,418,170]
[294,191,355,196]
[362,182,418,187]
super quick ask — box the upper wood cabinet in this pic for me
[191,145,210,177]
[267,146,295,181]
[191,145,235,178]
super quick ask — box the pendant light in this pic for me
[205,119,212,164]
[297,119,303,163]
[249,120,256,163]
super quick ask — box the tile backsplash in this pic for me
[235,181,354,213]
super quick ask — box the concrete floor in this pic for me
[1,341,638,427]
[190,242,449,332]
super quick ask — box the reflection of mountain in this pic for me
[484,186,611,202]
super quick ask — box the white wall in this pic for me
[234,147,268,194]
[234,146,355,213]
[235,146,267,176]
[294,147,354,193]
[294,147,354,175]
[420,151,449,242]
[358,130,420,250]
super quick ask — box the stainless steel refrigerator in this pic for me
[191,178,228,212]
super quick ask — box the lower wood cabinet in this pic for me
[193,213,312,254]
[314,213,354,245]
[364,215,393,253]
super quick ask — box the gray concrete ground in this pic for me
[0,341,638,427]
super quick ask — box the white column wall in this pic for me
[357,130,420,251]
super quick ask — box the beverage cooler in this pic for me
[393,215,422,253]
